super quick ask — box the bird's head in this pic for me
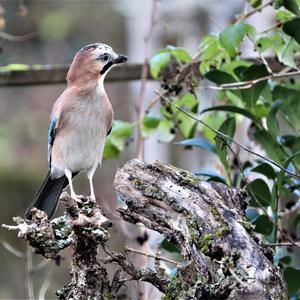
[67,43,128,85]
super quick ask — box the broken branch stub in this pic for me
[3,194,113,300]
[114,159,288,299]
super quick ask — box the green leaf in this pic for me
[168,46,193,62]
[219,23,256,57]
[201,105,259,124]
[149,51,171,79]
[252,103,270,118]
[248,0,262,8]
[276,9,296,22]
[256,37,273,52]
[159,118,175,143]
[276,151,300,189]
[215,118,236,178]
[284,267,300,296]
[0,64,30,71]
[206,176,227,184]
[174,93,198,107]
[283,17,300,44]
[251,163,276,179]
[252,214,274,235]
[160,239,180,253]
[198,34,231,73]
[204,70,242,99]
[200,40,220,60]
[202,113,226,143]
[253,130,285,163]
[111,120,134,138]
[240,64,269,109]
[194,170,220,177]
[273,34,300,68]
[103,141,121,159]
[273,85,300,131]
[175,94,198,139]
[217,117,236,140]
[267,100,282,137]
[194,171,226,184]
[279,256,292,265]
[177,112,197,139]
[143,115,161,128]
[103,121,134,159]
[204,70,237,85]
[275,0,300,16]
[247,179,272,207]
[141,115,160,138]
[176,138,216,153]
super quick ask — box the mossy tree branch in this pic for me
[2,192,168,299]
[3,160,288,299]
[114,159,288,299]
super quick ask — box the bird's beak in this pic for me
[113,54,128,64]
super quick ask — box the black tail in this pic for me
[25,172,69,220]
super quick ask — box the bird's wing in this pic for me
[47,114,58,168]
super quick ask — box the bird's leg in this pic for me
[65,169,84,202]
[87,168,96,202]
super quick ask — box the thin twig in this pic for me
[236,0,274,23]
[125,246,179,265]
[248,36,273,74]
[273,184,279,244]
[32,258,50,272]
[2,224,19,230]
[261,242,300,247]
[26,246,34,300]
[0,239,24,258]
[201,70,300,91]
[135,0,158,160]
[38,264,52,300]
[155,90,300,180]
[0,31,37,41]
[258,22,281,35]
[145,95,160,113]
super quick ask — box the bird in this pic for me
[25,43,128,220]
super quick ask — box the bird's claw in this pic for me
[89,195,96,202]
[71,194,85,203]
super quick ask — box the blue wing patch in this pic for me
[48,116,58,146]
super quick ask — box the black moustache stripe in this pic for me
[100,61,113,75]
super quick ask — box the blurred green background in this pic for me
[0,0,253,299]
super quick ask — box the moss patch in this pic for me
[163,275,183,300]
[133,179,165,200]
[179,170,200,186]
[199,234,212,254]
[211,207,221,222]
[215,225,230,238]
[187,216,202,245]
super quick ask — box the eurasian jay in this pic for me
[25,43,128,220]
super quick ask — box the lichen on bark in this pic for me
[3,159,288,299]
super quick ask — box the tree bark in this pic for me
[114,159,288,299]
[3,159,288,299]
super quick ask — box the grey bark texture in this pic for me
[3,159,288,299]
[114,159,288,300]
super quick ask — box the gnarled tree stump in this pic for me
[3,159,288,299]
[114,159,288,299]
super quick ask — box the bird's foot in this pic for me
[89,195,96,202]
[70,193,85,203]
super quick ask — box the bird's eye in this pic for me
[102,54,109,61]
